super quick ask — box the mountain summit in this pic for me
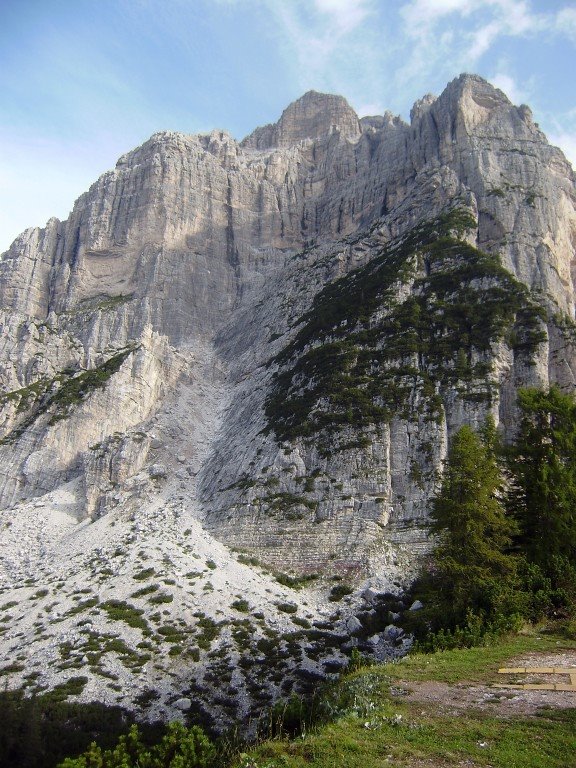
[242,90,362,148]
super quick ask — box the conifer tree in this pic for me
[507,386,576,568]
[424,424,517,630]
[506,386,576,615]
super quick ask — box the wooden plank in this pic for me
[498,667,527,673]
[528,667,555,674]
[498,667,576,675]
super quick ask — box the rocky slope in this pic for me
[0,74,574,726]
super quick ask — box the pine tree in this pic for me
[424,424,518,630]
[507,386,576,615]
[507,386,576,568]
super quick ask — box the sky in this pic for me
[1,0,575,252]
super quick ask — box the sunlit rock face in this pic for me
[0,73,574,723]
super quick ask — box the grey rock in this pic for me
[383,624,404,641]
[409,600,424,612]
[345,616,363,634]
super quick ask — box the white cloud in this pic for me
[556,7,576,41]
[395,0,576,98]
[489,72,527,104]
[313,0,371,33]
[260,0,383,102]
[401,0,476,32]
[401,0,576,47]
[546,109,576,170]
[356,101,386,117]
[548,130,576,169]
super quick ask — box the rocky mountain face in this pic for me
[0,74,574,727]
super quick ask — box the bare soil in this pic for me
[396,651,576,719]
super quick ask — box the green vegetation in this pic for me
[0,689,164,768]
[236,633,576,768]
[133,567,156,581]
[148,592,174,605]
[276,601,298,614]
[44,677,88,703]
[0,347,136,443]
[410,390,576,647]
[328,584,353,602]
[507,386,576,583]
[195,615,221,650]
[266,209,545,444]
[57,722,215,768]
[100,600,150,632]
[414,424,519,636]
[48,348,135,425]
[274,572,319,589]
[231,599,250,613]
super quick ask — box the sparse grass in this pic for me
[0,662,25,676]
[195,615,221,650]
[274,572,319,589]
[131,583,160,598]
[385,632,576,684]
[64,597,99,617]
[43,676,88,703]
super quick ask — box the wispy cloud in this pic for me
[398,0,575,89]
[549,129,576,169]
[269,0,376,77]
[313,0,371,33]
[489,71,529,105]
[547,108,576,169]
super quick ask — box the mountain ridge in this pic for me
[0,73,574,727]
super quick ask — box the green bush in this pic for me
[328,584,353,602]
[57,721,215,768]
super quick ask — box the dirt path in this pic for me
[397,651,576,718]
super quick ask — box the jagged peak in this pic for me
[242,90,361,150]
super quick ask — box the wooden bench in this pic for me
[495,667,576,691]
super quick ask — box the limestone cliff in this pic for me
[0,75,574,723]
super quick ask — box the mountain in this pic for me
[0,74,574,729]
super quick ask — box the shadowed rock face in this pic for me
[0,72,574,566]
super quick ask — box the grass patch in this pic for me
[238,632,576,768]
[148,592,173,605]
[329,583,353,601]
[131,583,160,598]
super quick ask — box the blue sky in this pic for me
[1,0,575,252]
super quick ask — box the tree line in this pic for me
[410,385,576,648]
